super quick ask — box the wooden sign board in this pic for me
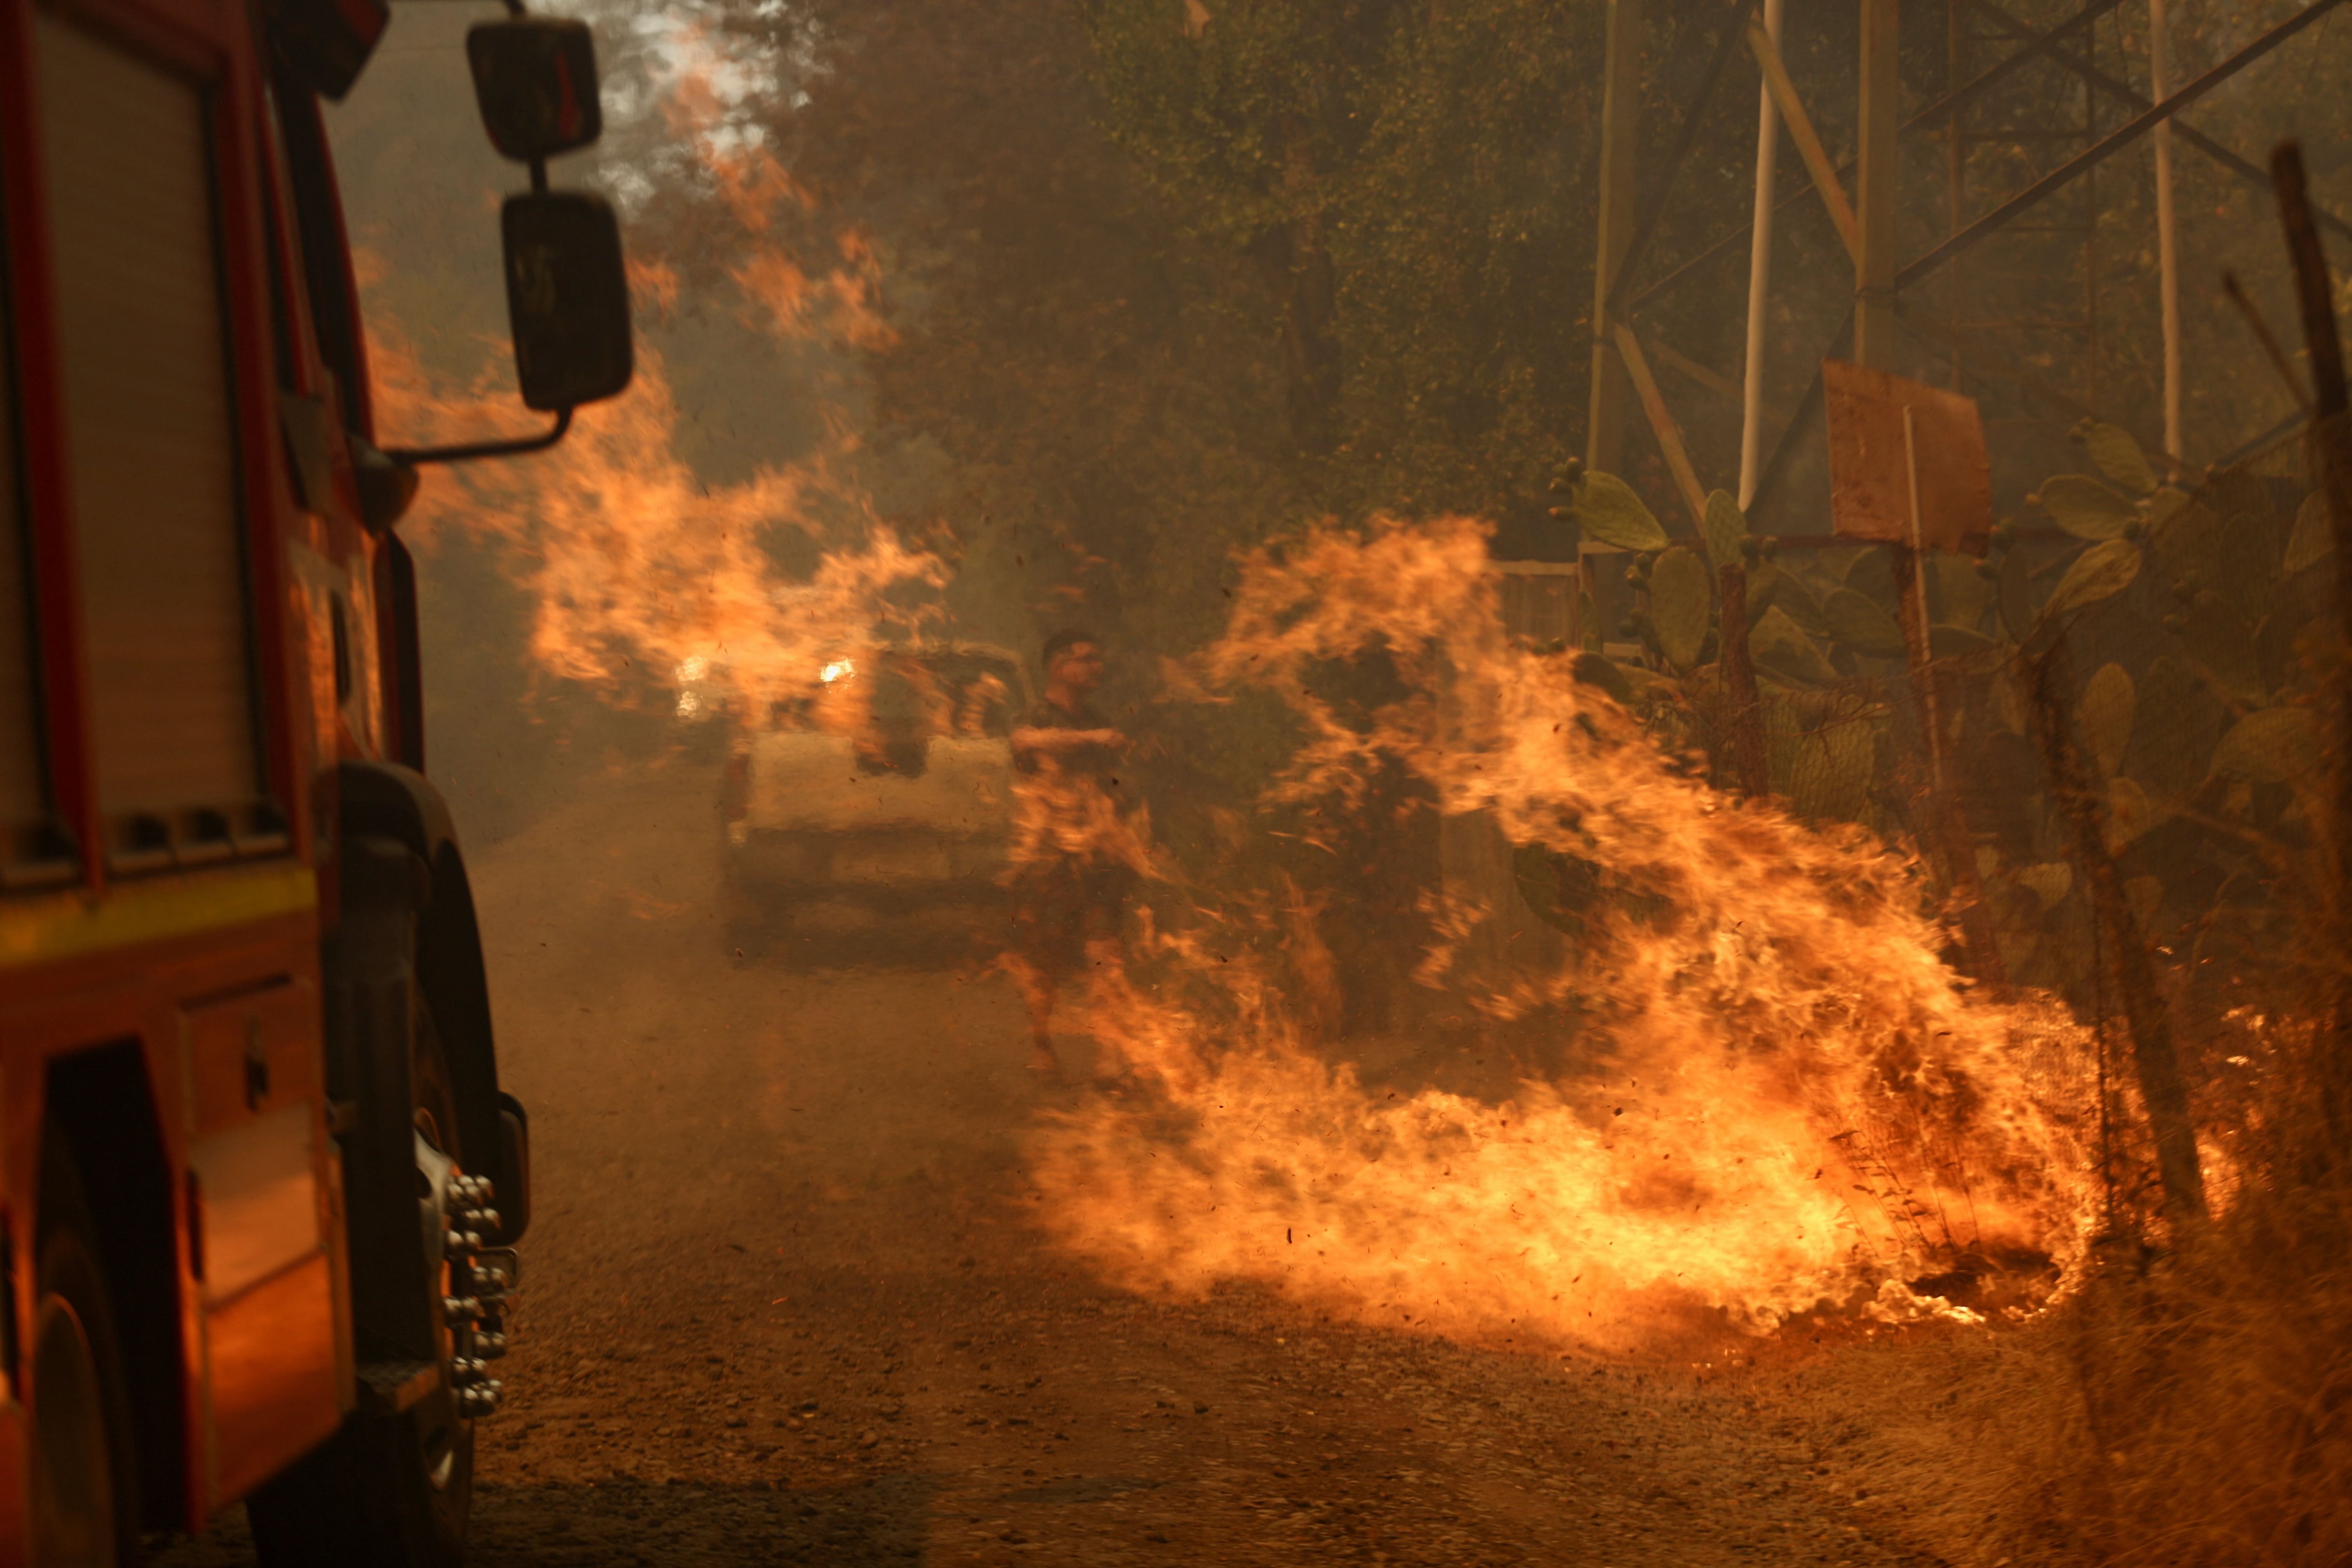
[1823,359,1993,554]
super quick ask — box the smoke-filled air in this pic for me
[162,2,2351,1565]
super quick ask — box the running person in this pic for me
[1007,629,1138,1079]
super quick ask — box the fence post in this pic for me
[1717,564,1769,796]
[2025,645,2205,1225]
[2271,139,2352,1152]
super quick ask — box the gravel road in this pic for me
[154,761,1949,1568]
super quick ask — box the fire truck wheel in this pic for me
[405,1001,478,1535]
[30,1143,140,1568]
[248,995,475,1568]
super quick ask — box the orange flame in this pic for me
[1028,516,2097,1349]
[709,149,895,351]
[358,53,936,729]
[1006,765,1159,886]
[372,329,944,727]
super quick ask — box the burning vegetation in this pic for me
[328,0,2352,1561]
[1027,514,2097,1347]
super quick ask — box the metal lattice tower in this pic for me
[1573,0,2348,594]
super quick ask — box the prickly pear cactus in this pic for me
[1522,418,2329,1008]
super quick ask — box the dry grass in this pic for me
[1746,1021,2352,1568]
[2015,1158,2352,1566]
[1955,1059,2352,1565]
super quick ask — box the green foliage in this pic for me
[2015,862,2073,910]
[1701,490,1747,576]
[1082,0,1402,245]
[1749,605,1838,685]
[1562,432,2333,1018]
[2105,776,2161,852]
[2146,491,2223,590]
[1747,562,1828,639]
[1822,587,1906,659]
[1570,649,1633,706]
[2130,656,2205,795]
[1085,0,1602,515]
[1932,552,1991,629]
[1965,444,2330,1000]
[2042,538,2143,622]
[2077,663,2134,779]
[1997,544,2037,640]
[2210,707,2320,786]
[2178,592,2266,705]
[1647,546,1711,672]
[2082,420,2159,494]
[1573,472,1669,553]
[1928,623,1998,657]
[2037,474,2139,540]
[2285,490,2336,575]
[1779,703,1878,824]
[627,0,2346,1049]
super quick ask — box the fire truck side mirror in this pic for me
[502,191,633,412]
[266,0,391,102]
[467,17,604,162]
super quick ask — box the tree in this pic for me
[1085,0,1607,534]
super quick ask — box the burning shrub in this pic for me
[1026,514,2101,1350]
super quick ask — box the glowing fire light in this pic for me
[355,53,943,732]
[1026,515,2097,1350]
[354,41,2094,1354]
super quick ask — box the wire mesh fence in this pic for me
[1489,414,2344,1243]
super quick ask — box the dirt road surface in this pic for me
[156,762,1944,1568]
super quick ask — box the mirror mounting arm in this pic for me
[385,406,572,467]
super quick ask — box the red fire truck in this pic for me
[0,0,629,1561]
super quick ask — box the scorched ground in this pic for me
[152,762,1945,1568]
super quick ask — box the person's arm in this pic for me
[1011,725,1127,754]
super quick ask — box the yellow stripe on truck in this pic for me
[0,862,318,970]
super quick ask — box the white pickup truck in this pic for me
[718,641,1030,960]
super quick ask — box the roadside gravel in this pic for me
[153,763,1963,1568]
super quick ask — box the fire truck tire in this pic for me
[247,998,474,1568]
[30,1141,141,1568]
